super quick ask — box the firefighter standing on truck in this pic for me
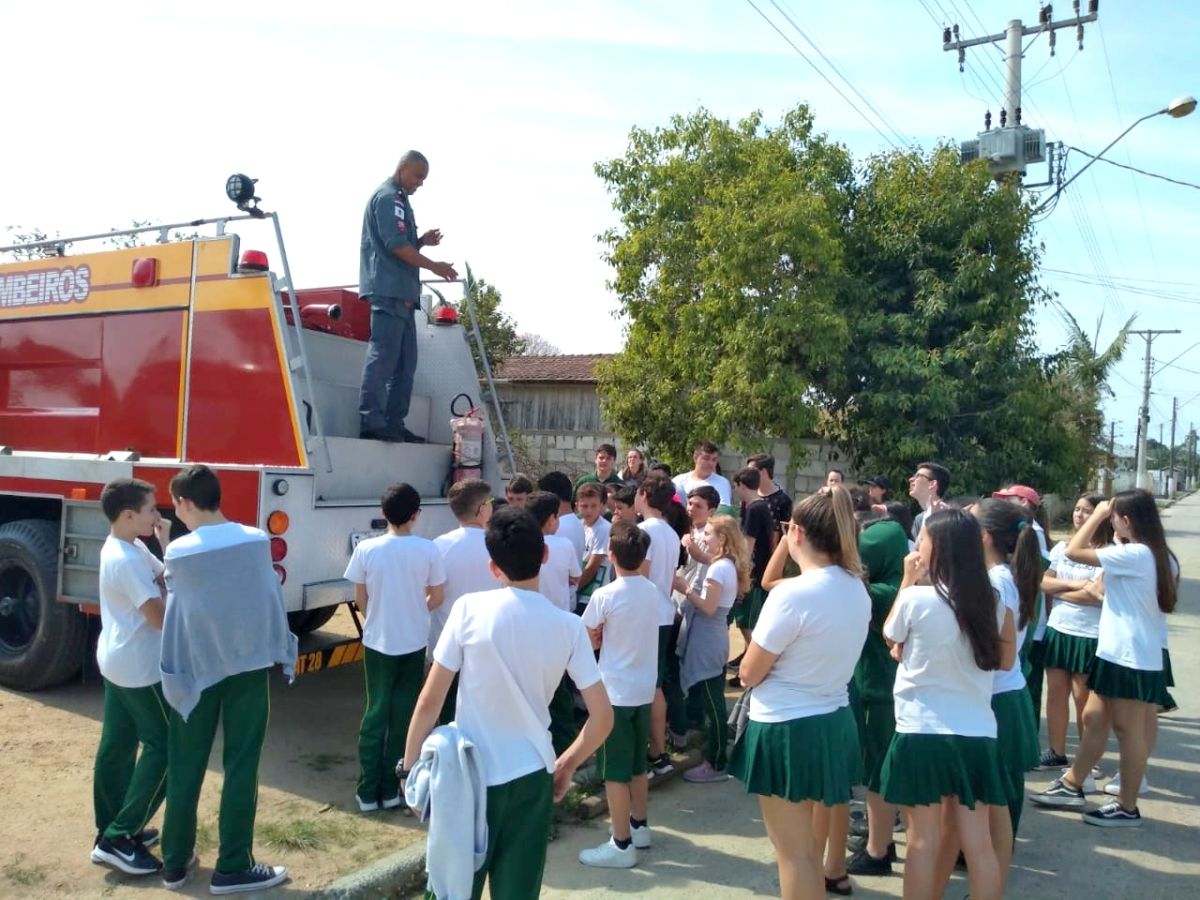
[357,150,458,444]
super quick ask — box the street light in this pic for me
[1036,95,1196,212]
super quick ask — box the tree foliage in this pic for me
[519,333,561,356]
[595,104,1123,494]
[455,266,526,380]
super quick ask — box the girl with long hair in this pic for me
[1039,494,1113,773]
[729,488,870,900]
[1032,489,1178,826]
[620,448,646,483]
[674,515,749,784]
[879,509,1009,900]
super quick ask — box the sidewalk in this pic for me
[526,495,1200,899]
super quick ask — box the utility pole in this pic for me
[1169,398,1178,497]
[1103,421,1115,494]
[942,2,1099,184]
[1132,329,1181,492]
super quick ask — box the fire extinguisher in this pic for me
[449,393,485,487]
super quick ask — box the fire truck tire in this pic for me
[0,519,86,691]
[287,605,339,635]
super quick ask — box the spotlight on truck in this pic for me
[226,173,265,218]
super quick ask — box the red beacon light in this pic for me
[238,250,270,273]
[432,301,459,326]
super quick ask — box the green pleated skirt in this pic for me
[992,688,1039,796]
[1042,627,1098,675]
[1088,657,1166,704]
[1160,649,1176,709]
[879,733,1007,809]
[729,706,861,806]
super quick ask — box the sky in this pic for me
[1,0,1196,448]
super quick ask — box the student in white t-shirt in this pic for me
[578,522,661,868]
[730,487,870,898]
[90,478,171,878]
[344,483,446,812]
[402,507,614,900]
[879,508,1009,900]
[576,482,613,610]
[1040,493,1110,770]
[672,514,749,786]
[1033,490,1179,827]
[538,472,587,609]
[671,440,733,507]
[636,473,684,777]
[431,479,501,725]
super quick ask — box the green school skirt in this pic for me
[729,706,860,806]
[992,688,1039,792]
[1042,627,1099,676]
[1088,657,1167,704]
[1160,649,1177,709]
[879,733,1007,810]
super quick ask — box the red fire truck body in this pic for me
[0,216,502,690]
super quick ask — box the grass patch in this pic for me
[259,816,361,852]
[195,820,218,854]
[301,751,354,773]
[3,854,46,886]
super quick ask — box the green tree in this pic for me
[594,106,853,470]
[455,265,526,380]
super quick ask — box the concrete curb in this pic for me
[309,749,707,898]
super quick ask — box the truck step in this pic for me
[314,437,453,501]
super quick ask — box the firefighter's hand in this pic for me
[430,261,458,281]
[419,229,442,247]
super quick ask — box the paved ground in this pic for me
[521,495,1200,899]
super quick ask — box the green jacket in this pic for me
[853,518,910,704]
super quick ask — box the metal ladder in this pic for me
[458,264,517,477]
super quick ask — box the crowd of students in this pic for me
[89,443,1181,900]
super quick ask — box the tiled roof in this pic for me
[494,354,613,383]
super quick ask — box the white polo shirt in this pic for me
[430,526,501,653]
[672,471,732,507]
[639,516,681,626]
[344,533,446,656]
[540,533,582,613]
[1095,543,1167,671]
[1046,541,1102,639]
[434,587,602,786]
[581,575,660,707]
[989,564,1027,695]
[97,536,164,689]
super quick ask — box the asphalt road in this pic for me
[525,494,1200,900]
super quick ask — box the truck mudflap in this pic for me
[292,599,365,677]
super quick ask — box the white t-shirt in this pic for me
[430,527,501,653]
[344,533,446,656]
[748,566,870,722]
[1046,541,1102,638]
[582,515,612,586]
[1030,521,1052,640]
[540,533,582,613]
[1095,543,1166,671]
[989,564,1027,695]
[885,584,1006,737]
[434,587,602,786]
[639,516,681,626]
[703,557,739,610]
[581,575,660,707]
[672,471,733,507]
[97,536,164,689]
[557,512,587,606]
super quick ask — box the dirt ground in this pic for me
[0,607,423,899]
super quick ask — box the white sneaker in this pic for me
[356,795,380,812]
[1104,772,1150,796]
[1062,767,1097,793]
[579,838,637,868]
[631,823,652,849]
[380,795,402,810]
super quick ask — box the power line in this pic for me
[1066,147,1200,192]
[741,0,902,149]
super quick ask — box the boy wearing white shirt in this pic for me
[402,507,614,900]
[345,483,446,811]
[432,479,501,724]
[91,478,171,878]
[539,471,587,609]
[580,522,660,868]
[671,440,733,507]
[637,473,684,776]
[576,482,613,610]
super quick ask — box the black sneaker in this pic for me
[847,845,894,875]
[135,827,159,849]
[162,852,198,891]
[210,863,288,895]
[848,813,869,837]
[1031,776,1087,809]
[1036,748,1070,771]
[90,835,162,876]
[647,754,675,777]
[399,428,427,444]
[848,836,897,861]
[1083,801,1142,828]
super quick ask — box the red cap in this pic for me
[992,484,1041,506]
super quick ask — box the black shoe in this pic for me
[647,753,675,777]
[847,836,897,862]
[161,852,198,891]
[90,835,162,876]
[1036,748,1070,771]
[1082,801,1142,827]
[359,429,402,443]
[399,427,427,444]
[847,845,894,875]
[135,827,159,849]
[210,863,289,895]
[1031,776,1087,809]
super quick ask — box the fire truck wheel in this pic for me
[0,519,86,691]
[287,605,339,636]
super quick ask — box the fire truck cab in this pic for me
[0,208,506,691]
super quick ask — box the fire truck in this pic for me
[0,182,511,691]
